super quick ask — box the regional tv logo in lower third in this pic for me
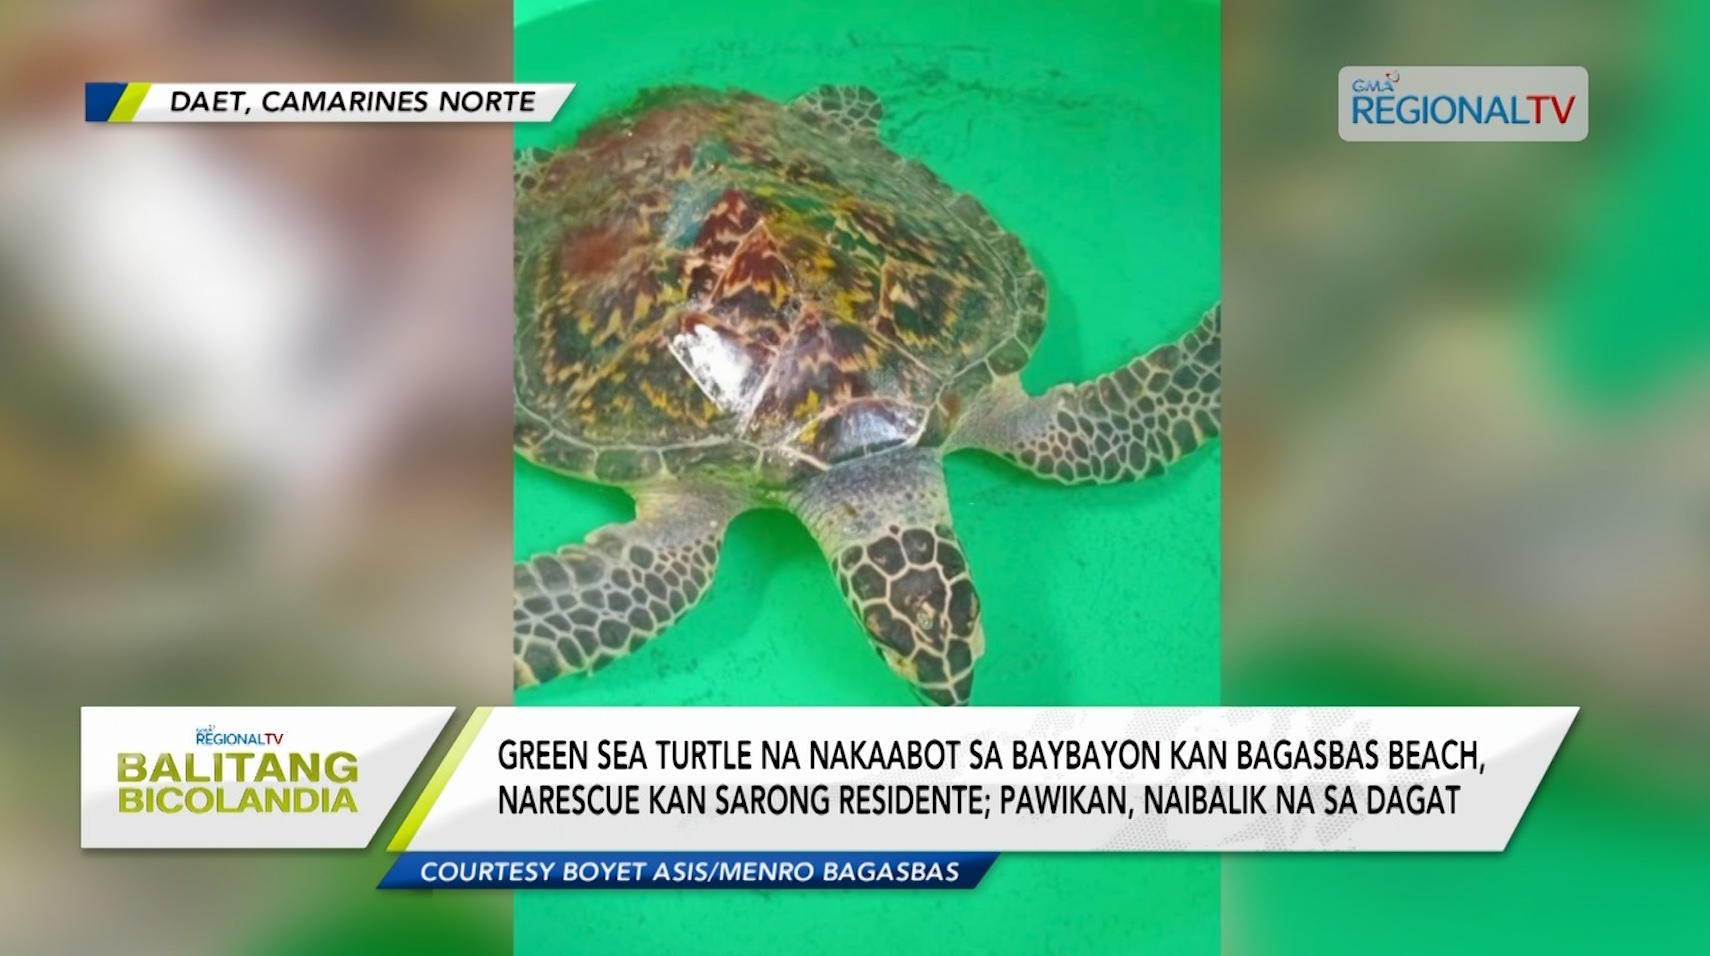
[1339,66,1588,142]
[82,707,452,848]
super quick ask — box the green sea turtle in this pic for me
[513,84,1219,705]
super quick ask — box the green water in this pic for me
[514,0,1221,953]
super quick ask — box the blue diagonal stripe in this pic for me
[85,82,126,122]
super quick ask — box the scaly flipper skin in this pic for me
[513,487,746,687]
[791,84,884,136]
[952,303,1220,483]
[791,449,983,705]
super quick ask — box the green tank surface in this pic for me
[513,83,1218,706]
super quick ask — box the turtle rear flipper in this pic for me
[952,303,1221,484]
[791,84,884,137]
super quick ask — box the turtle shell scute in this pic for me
[514,85,1042,487]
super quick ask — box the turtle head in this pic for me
[795,449,985,707]
[833,521,985,707]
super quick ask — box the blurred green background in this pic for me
[513,0,1221,953]
[7,0,1701,953]
[1223,0,1710,953]
[1,2,514,954]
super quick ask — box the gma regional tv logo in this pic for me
[195,724,283,746]
[1339,66,1588,142]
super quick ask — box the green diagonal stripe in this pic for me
[387,705,492,852]
[109,82,151,122]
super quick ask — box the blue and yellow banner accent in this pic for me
[85,82,151,123]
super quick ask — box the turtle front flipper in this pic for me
[513,486,747,689]
[952,303,1220,484]
[791,449,983,706]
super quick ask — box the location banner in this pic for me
[84,83,575,123]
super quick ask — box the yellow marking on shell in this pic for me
[792,249,836,286]
[532,262,565,318]
[657,280,686,306]
[730,275,790,309]
[796,389,822,422]
[554,283,579,312]
[601,394,635,421]
[836,207,885,247]
[690,392,720,424]
[639,378,681,415]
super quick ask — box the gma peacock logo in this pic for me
[1350,68,1405,93]
[115,723,359,815]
